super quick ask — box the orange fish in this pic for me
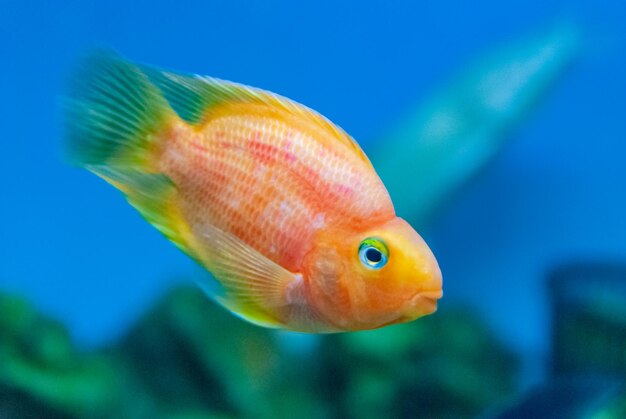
[66,52,442,332]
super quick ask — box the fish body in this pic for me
[161,101,393,273]
[66,52,442,332]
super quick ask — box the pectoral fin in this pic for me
[194,223,300,328]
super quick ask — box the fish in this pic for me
[65,51,442,332]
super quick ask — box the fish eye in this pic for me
[358,237,389,269]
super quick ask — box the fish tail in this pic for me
[64,51,197,257]
[65,50,174,171]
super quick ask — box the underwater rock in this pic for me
[549,262,626,379]
[483,262,626,419]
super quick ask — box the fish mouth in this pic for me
[407,289,443,317]
[377,289,442,327]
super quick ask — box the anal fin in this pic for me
[89,166,195,258]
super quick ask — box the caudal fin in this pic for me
[64,51,196,256]
[65,50,172,170]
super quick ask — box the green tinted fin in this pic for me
[142,68,243,125]
[65,50,172,168]
[193,222,300,328]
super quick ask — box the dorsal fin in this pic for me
[143,66,370,163]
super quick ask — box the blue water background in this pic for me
[1,0,625,386]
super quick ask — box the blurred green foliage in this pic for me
[0,287,517,418]
[0,294,121,417]
[4,261,626,419]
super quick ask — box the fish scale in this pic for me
[160,111,394,271]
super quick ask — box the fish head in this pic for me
[306,217,442,330]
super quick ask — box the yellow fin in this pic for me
[90,165,303,329]
[89,166,195,258]
[193,223,300,328]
